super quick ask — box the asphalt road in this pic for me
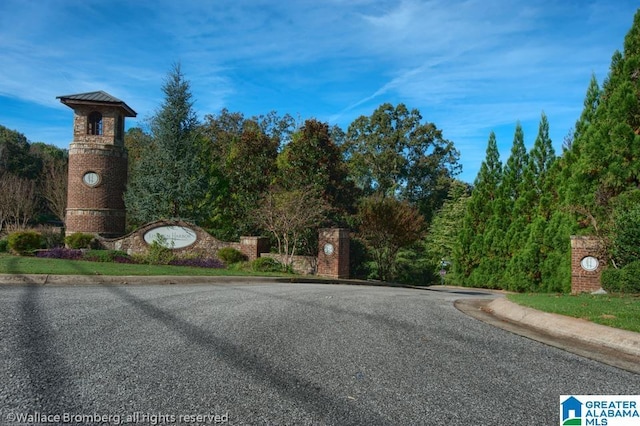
[0,282,637,425]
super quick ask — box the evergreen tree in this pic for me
[529,113,556,219]
[0,125,42,179]
[456,132,502,286]
[504,114,558,290]
[425,180,471,282]
[564,10,640,231]
[125,64,206,224]
[501,123,528,207]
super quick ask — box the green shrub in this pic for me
[601,261,640,294]
[82,250,131,263]
[217,247,247,264]
[145,235,175,265]
[0,238,8,253]
[65,232,95,249]
[611,202,640,267]
[601,268,623,293]
[251,257,285,272]
[40,227,65,249]
[7,231,44,255]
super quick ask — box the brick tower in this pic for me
[58,91,136,237]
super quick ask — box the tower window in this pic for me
[88,111,103,135]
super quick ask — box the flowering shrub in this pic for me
[36,247,83,260]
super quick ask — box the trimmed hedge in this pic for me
[601,262,640,294]
[8,231,43,255]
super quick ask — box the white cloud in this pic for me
[0,0,637,182]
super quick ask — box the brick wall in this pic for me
[570,236,604,294]
[100,222,350,277]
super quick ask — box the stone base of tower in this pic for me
[65,208,126,238]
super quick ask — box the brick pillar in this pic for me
[317,228,349,279]
[570,236,604,294]
[240,236,270,261]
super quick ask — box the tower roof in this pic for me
[57,90,137,117]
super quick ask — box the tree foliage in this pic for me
[425,180,470,282]
[277,119,357,220]
[356,195,425,281]
[125,64,206,225]
[0,125,42,179]
[344,103,460,219]
[199,110,283,239]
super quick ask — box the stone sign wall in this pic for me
[98,220,349,278]
[99,220,266,261]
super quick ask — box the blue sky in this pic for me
[0,0,637,183]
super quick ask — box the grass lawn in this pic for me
[507,292,640,333]
[0,253,291,277]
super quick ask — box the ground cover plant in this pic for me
[507,293,640,333]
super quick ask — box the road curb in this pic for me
[0,274,376,287]
[487,297,640,358]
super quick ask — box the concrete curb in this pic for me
[0,274,376,287]
[0,274,431,288]
[487,298,640,358]
[0,274,279,285]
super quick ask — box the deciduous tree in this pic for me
[254,187,331,267]
[356,195,425,281]
[277,119,357,219]
[344,103,460,219]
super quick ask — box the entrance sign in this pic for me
[143,225,197,249]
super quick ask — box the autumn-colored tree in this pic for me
[356,195,425,281]
[277,119,357,220]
